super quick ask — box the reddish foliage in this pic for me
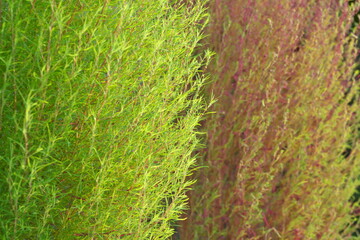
[180,0,360,239]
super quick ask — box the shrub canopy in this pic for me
[0,0,209,239]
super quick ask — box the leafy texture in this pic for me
[180,1,360,239]
[0,0,209,239]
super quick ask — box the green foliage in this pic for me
[0,0,210,239]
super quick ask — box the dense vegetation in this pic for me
[0,1,210,239]
[1,0,360,239]
[180,1,360,239]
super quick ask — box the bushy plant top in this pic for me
[0,0,210,239]
[181,1,360,239]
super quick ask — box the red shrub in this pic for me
[180,1,360,239]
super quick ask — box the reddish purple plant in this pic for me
[180,1,360,239]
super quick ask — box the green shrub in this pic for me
[0,0,210,239]
[180,1,360,239]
